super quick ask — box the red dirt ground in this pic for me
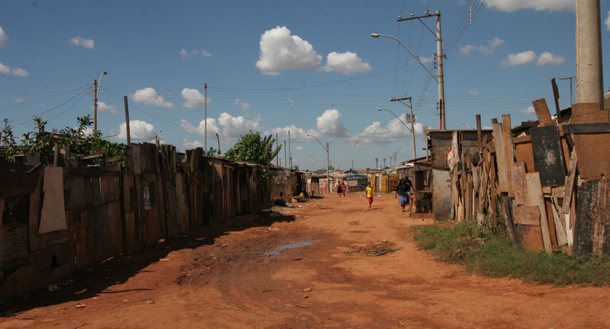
[2,191,610,328]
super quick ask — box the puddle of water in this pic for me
[277,241,313,250]
[264,241,314,256]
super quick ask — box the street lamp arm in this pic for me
[377,108,412,133]
[306,134,327,151]
[371,33,438,82]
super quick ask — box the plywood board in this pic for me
[571,103,610,180]
[39,167,68,234]
[492,122,508,193]
[513,205,540,226]
[532,98,554,126]
[530,126,566,187]
[574,179,610,256]
[526,173,552,254]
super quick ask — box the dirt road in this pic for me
[2,191,610,328]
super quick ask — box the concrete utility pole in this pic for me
[397,10,446,129]
[390,96,417,159]
[576,0,604,108]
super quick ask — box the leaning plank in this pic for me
[532,98,554,126]
[502,114,515,197]
[562,145,578,216]
[551,198,568,246]
[493,122,508,193]
[526,172,552,254]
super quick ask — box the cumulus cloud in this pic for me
[234,98,251,111]
[131,87,174,108]
[317,109,348,138]
[485,0,573,12]
[117,120,158,141]
[94,101,117,114]
[265,125,317,143]
[0,62,28,77]
[295,146,303,151]
[181,138,204,149]
[461,37,504,55]
[325,51,372,74]
[350,118,423,145]
[179,48,213,58]
[0,26,8,47]
[218,112,260,138]
[69,36,94,49]
[500,50,565,67]
[256,26,322,75]
[520,106,535,114]
[181,88,206,108]
[536,52,566,66]
[180,118,221,137]
[469,89,478,96]
[256,26,369,75]
[501,50,537,67]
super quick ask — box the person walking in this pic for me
[365,182,374,209]
[395,178,412,212]
[336,183,343,197]
[342,182,347,197]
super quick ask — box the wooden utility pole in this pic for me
[124,96,131,146]
[93,80,98,133]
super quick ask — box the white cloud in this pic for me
[485,0,573,12]
[181,139,204,149]
[316,109,348,138]
[131,87,174,108]
[0,26,8,47]
[69,36,95,49]
[461,37,504,55]
[218,112,260,138]
[180,118,221,137]
[179,48,213,58]
[501,50,537,67]
[95,101,117,114]
[520,106,535,114]
[469,89,478,96]
[11,68,28,77]
[295,146,303,151]
[350,118,423,145]
[117,120,158,141]
[265,125,317,143]
[606,11,610,31]
[0,62,28,77]
[536,52,565,66]
[234,98,251,111]
[325,51,372,74]
[0,62,10,74]
[181,88,206,108]
[256,26,322,75]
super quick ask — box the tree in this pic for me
[225,131,281,165]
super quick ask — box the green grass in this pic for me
[411,220,610,287]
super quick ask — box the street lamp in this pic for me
[93,71,107,134]
[378,108,417,159]
[462,122,470,129]
[372,32,445,129]
[307,134,330,194]
[394,146,402,168]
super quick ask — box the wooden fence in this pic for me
[448,100,610,256]
[0,143,270,298]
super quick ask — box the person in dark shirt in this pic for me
[395,178,413,212]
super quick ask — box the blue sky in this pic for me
[1,0,609,171]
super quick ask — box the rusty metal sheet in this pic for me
[574,179,610,256]
[571,103,610,180]
[514,138,535,173]
[514,225,544,251]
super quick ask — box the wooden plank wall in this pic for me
[447,99,610,256]
[0,143,276,298]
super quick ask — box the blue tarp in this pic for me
[345,173,368,180]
